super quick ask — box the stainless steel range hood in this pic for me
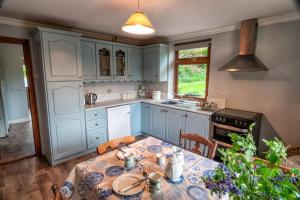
[219,19,268,72]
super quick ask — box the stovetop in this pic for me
[213,108,261,120]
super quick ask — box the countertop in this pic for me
[85,98,220,116]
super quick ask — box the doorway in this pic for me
[0,36,40,165]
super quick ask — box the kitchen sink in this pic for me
[160,100,179,105]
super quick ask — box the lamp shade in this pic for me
[122,11,155,35]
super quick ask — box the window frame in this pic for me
[174,43,211,101]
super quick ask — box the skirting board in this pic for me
[9,117,30,125]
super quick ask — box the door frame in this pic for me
[0,36,41,157]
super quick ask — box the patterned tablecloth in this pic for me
[61,136,228,200]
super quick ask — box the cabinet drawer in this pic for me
[86,127,106,135]
[85,109,106,120]
[87,131,107,149]
[86,119,106,130]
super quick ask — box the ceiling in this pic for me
[0,0,298,40]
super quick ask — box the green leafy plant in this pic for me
[202,124,300,200]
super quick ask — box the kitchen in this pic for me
[0,0,299,199]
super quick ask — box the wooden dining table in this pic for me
[60,136,228,200]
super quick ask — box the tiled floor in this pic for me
[0,121,35,164]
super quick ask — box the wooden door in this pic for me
[143,47,159,81]
[127,47,141,81]
[81,41,96,80]
[42,32,82,81]
[47,81,86,160]
[165,108,186,145]
[150,105,165,140]
[96,43,113,81]
[185,112,210,138]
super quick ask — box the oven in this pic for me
[212,122,249,144]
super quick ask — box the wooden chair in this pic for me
[287,145,300,157]
[179,130,217,159]
[96,136,136,155]
[52,184,62,200]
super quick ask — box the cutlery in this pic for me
[119,177,148,193]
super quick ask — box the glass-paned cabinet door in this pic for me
[96,43,113,80]
[113,46,127,79]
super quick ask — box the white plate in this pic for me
[112,174,145,196]
[117,148,141,160]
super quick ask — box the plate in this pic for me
[112,174,145,197]
[117,148,141,160]
[105,165,124,176]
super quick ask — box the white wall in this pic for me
[169,20,300,150]
[0,43,29,123]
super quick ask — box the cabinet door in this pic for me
[81,41,96,80]
[185,112,210,138]
[143,47,159,81]
[141,103,151,134]
[113,45,127,81]
[47,81,86,160]
[150,105,165,140]
[96,43,113,81]
[165,108,186,145]
[130,103,141,136]
[42,32,82,81]
[127,47,141,81]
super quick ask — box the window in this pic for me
[174,42,210,100]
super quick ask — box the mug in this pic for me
[149,172,161,193]
[124,152,135,169]
[156,153,166,168]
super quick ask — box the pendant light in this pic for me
[122,0,155,35]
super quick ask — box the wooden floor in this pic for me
[0,121,35,164]
[0,152,98,200]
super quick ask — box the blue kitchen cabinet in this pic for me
[85,108,108,149]
[149,105,165,140]
[184,111,210,138]
[47,81,86,160]
[127,47,141,81]
[41,29,82,81]
[165,108,186,145]
[142,44,168,82]
[130,103,141,136]
[113,45,128,81]
[81,40,96,80]
[96,42,114,81]
[141,103,151,134]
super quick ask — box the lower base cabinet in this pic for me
[142,103,210,145]
[130,103,141,136]
[85,108,108,149]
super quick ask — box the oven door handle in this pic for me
[213,122,249,133]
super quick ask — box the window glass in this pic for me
[178,64,207,97]
[178,47,208,59]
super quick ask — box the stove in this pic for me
[211,108,262,147]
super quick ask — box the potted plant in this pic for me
[202,124,300,200]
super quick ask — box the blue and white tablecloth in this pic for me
[61,136,228,200]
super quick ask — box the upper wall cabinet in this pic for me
[127,47,141,81]
[81,41,96,80]
[143,44,169,82]
[41,31,82,81]
[113,45,127,81]
[96,43,114,81]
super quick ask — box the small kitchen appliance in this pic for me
[86,93,97,105]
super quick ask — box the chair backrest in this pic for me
[96,136,136,155]
[52,184,62,200]
[287,145,300,157]
[179,131,217,159]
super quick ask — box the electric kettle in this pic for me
[86,93,97,105]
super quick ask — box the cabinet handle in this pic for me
[96,137,99,140]
[95,123,99,126]
[79,85,82,87]
[95,113,98,116]
[78,76,82,79]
